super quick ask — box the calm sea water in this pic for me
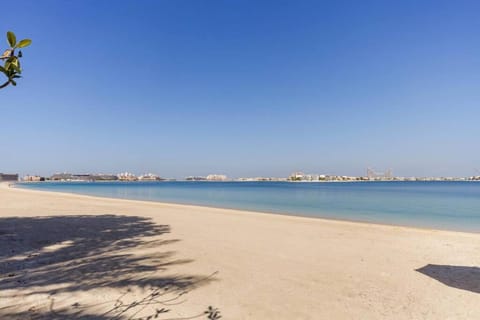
[18,181,480,232]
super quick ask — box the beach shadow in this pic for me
[0,215,215,319]
[416,264,480,294]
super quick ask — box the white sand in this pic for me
[0,183,479,319]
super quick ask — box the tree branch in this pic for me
[0,79,10,89]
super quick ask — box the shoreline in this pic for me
[10,181,479,235]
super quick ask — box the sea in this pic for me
[18,181,480,233]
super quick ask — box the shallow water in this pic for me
[19,181,480,232]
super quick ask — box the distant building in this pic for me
[303,174,320,181]
[90,174,118,181]
[289,172,305,181]
[366,167,393,180]
[117,172,138,181]
[50,173,118,181]
[0,173,18,182]
[23,175,45,182]
[51,173,74,181]
[206,174,228,181]
[138,173,162,181]
[185,176,207,181]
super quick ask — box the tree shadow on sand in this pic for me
[416,264,480,294]
[0,215,217,319]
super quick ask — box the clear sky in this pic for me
[1,0,479,178]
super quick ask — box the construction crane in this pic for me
[367,167,393,179]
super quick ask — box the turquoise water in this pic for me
[18,181,480,232]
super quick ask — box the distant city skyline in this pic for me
[15,168,480,181]
[2,1,480,178]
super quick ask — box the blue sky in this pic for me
[1,0,479,178]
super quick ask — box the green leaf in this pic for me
[11,79,17,86]
[7,31,16,47]
[17,39,32,48]
[11,65,20,73]
[6,58,21,73]
[7,56,18,66]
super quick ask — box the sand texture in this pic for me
[0,184,479,319]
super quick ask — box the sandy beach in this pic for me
[0,183,479,319]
